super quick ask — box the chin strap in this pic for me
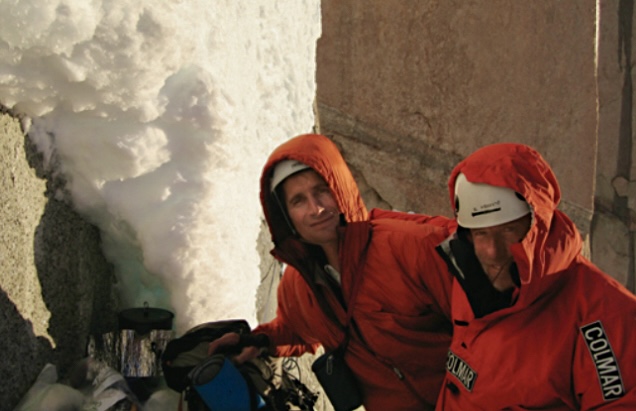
[437,234,514,318]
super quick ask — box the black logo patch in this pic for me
[580,321,624,401]
[446,350,477,391]
[472,207,501,217]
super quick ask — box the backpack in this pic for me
[161,319,318,411]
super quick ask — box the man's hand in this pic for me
[234,345,265,364]
[207,332,269,364]
[207,332,241,355]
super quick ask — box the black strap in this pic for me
[336,221,372,349]
[341,238,370,346]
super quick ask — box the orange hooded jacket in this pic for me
[435,143,636,410]
[253,134,454,410]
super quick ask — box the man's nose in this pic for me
[484,235,508,260]
[308,195,325,215]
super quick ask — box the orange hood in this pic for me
[447,143,583,308]
[259,134,368,263]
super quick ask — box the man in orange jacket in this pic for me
[434,143,636,410]
[247,133,454,411]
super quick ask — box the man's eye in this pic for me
[288,198,303,207]
[503,227,518,234]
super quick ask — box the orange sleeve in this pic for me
[252,266,319,357]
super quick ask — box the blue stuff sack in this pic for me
[190,354,264,411]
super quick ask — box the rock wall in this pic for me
[0,109,119,408]
[594,0,636,289]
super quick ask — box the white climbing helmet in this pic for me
[270,159,311,192]
[454,173,531,229]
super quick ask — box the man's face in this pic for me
[281,169,340,247]
[467,214,532,291]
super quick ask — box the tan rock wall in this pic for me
[318,0,596,217]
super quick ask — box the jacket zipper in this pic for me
[393,366,404,379]
[377,358,429,406]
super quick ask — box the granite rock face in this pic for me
[0,110,119,408]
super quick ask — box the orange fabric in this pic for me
[436,143,636,410]
[253,134,454,410]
